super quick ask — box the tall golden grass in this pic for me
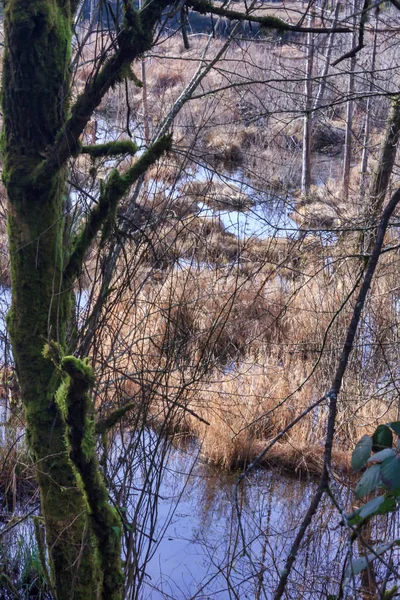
[90,225,400,474]
[1,18,399,478]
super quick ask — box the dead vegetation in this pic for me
[2,9,400,479]
[88,223,400,475]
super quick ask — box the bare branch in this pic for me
[332,0,370,67]
[187,0,351,33]
[96,397,210,434]
[273,186,400,599]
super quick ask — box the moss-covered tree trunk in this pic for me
[1,0,174,594]
[2,1,108,596]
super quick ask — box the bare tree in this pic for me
[302,8,315,196]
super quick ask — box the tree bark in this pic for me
[342,0,358,202]
[301,10,314,196]
[361,98,400,253]
[2,1,104,596]
[359,9,379,201]
[314,1,341,111]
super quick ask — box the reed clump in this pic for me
[94,236,400,475]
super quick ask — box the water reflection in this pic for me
[116,429,352,600]
[1,418,399,599]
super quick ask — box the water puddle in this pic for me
[111,429,356,599]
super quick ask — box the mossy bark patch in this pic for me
[2,2,103,597]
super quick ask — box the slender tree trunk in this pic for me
[90,0,96,22]
[359,8,379,201]
[301,10,314,196]
[361,98,400,253]
[314,1,341,110]
[342,0,358,201]
[139,0,150,143]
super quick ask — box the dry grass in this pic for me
[290,185,357,229]
[183,179,253,211]
[0,395,34,514]
[1,19,399,482]
[92,232,400,475]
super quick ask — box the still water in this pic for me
[111,428,351,600]
[1,407,399,599]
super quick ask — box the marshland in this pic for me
[2,0,400,598]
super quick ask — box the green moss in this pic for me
[119,133,172,190]
[61,355,95,385]
[383,586,398,600]
[42,340,64,364]
[186,0,289,29]
[81,417,96,461]
[55,355,124,597]
[123,66,143,87]
[55,378,69,420]
[3,0,72,163]
[96,401,137,434]
[82,140,138,158]
[33,516,54,594]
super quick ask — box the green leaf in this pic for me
[372,425,393,452]
[388,421,400,436]
[349,543,391,576]
[350,557,369,576]
[377,496,397,515]
[352,435,372,471]
[346,511,363,526]
[356,464,381,498]
[359,495,385,518]
[348,495,396,524]
[380,454,400,491]
[358,496,396,519]
[367,448,396,464]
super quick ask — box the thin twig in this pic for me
[272,187,400,599]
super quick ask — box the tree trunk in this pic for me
[359,8,379,201]
[2,1,121,597]
[342,0,358,201]
[314,1,341,111]
[90,0,96,22]
[301,10,314,196]
[361,98,400,253]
